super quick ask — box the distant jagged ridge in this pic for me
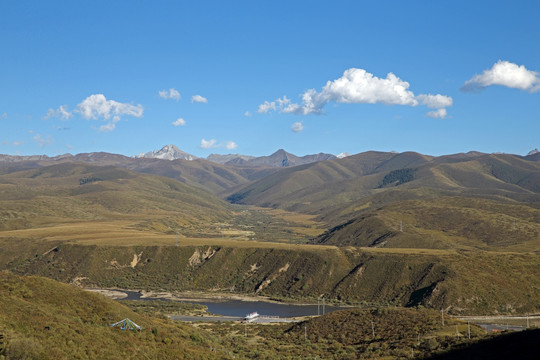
[210,149,337,167]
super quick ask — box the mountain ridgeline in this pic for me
[1,147,540,313]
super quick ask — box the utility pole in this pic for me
[527,314,530,328]
[176,231,179,247]
[441,309,444,326]
[400,221,403,232]
[304,324,307,341]
[317,297,320,316]
[371,320,375,338]
[244,323,247,337]
[468,321,471,340]
[456,325,459,339]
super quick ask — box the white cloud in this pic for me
[33,134,53,147]
[244,111,252,117]
[416,94,453,109]
[426,108,447,119]
[200,138,238,150]
[200,138,217,149]
[172,118,186,126]
[462,60,540,92]
[191,95,208,103]
[98,115,121,133]
[159,88,181,101]
[77,94,143,120]
[44,105,72,120]
[259,68,452,118]
[257,100,277,113]
[291,121,304,133]
[225,141,238,150]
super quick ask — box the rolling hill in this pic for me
[0,272,225,359]
[0,162,233,232]
[227,151,540,250]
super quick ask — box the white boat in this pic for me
[244,312,259,322]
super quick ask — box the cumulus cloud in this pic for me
[159,88,181,100]
[200,138,217,149]
[416,94,453,109]
[75,94,143,131]
[244,111,252,117]
[172,118,186,126]
[291,121,304,133]
[33,134,53,147]
[259,68,452,118]
[258,96,291,114]
[44,105,72,120]
[226,141,238,150]
[191,95,208,103]
[77,94,143,120]
[462,60,540,92]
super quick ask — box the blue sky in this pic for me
[1,1,539,158]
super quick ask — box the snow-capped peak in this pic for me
[136,145,197,161]
[336,152,350,159]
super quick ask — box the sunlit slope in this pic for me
[227,152,540,250]
[0,162,232,230]
[0,272,225,359]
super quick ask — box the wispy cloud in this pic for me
[200,138,238,150]
[44,105,72,120]
[1,140,24,146]
[426,108,447,119]
[159,88,181,101]
[244,111,252,117]
[259,68,452,118]
[191,95,207,103]
[462,60,540,92]
[172,118,186,126]
[200,138,217,149]
[291,121,304,133]
[33,134,53,147]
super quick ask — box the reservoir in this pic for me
[121,290,348,318]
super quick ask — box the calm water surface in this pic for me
[122,291,348,317]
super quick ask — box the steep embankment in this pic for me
[7,244,540,315]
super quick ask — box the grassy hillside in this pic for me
[227,151,540,250]
[0,152,279,195]
[0,272,225,359]
[5,244,540,315]
[198,307,512,360]
[0,162,232,232]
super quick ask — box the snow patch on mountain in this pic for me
[136,145,197,161]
